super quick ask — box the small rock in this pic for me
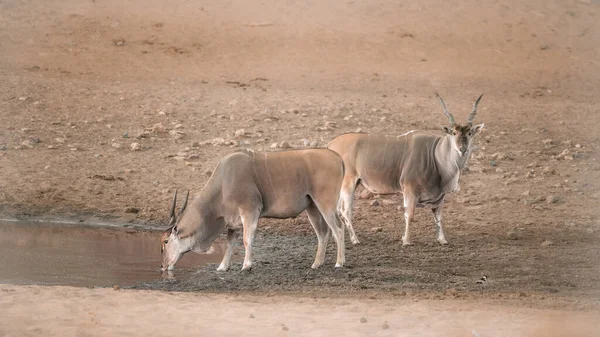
[495,168,504,173]
[113,285,120,290]
[169,130,184,140]
[249,314,255,319]
[130,142,141,151]
[371,227,383,233]
[187,154,200,160]
[309,140,318,147]
[542,166,555,175]
[203,169,212,177]
[270,142,278,149]
[530,196,545,204]
[47,145,55,149]
[382,321,389,330]
[507,231,518,240]
[113,38,125,46]
[540,44,550,50]
[256,138,266,144]
[174,124,183,129]
[158,111,166,115]
[541,240,554,247]
[359,189,373,199]
[564,155,573,161]
[122,132,129,138]
[355,128,363,133]
[112,143,122,149]
[282,325,289,331]
[18,96,28,101]
[279,141,291,149]
[360,317,367,323]
[575,144,582,149]
[542,139,553,146]
[234,129,246,138]
[125,207,140,213]
[369,200,380,207]
[210,138,226,146]
[0,145,6,151]
[489,160,497,167]
[301,139,311,147]
[556,149,570,159]
[521,190,530,196]
[151,123,166,133]
[20,140,34,148]
[546,195,558,204]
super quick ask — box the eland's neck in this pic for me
[435,136,469,177]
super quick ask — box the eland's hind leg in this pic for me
[305,203,331,269]
[339,175,360,245]
[313,202,345,268]
[240,209,260,271]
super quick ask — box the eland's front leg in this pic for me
[432,206,448,245]
[306,204,331,269]
[217,228,238,271]
[241,210,260,271]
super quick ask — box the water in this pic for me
[0,221,226,287]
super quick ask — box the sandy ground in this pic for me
[1,0,600,333]
[0,285,598,337]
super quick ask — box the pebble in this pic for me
[112,143,121,149]
[151,123,166,133]
[270,142,278,149]
[507,231,518,240]
[188,154,200,160]
[371,227,383,233]
[234,129,246,138]
[556,149,570,159]
[546,195,558,204]
[359,190,373,199]
[541,240,554,247]
[309,140,318,147]
[382,321,390,330]
[542,167,555,175]
[542,139,553,146]
[575,144,582,148]
[0,145,7,151]
[130,142,141,151]
[360,317,367,323]
[279,141,290,149]
[495,168,504,173]
[489,160,497,167]
[20,140,34,148]
[521,190,530,196]
[47,145,55,149]
[369,200,380,207]
[169,130,185,140]
[249,314,255,319]
[125,207,140,213]
[203,169,212,177]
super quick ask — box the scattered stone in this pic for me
[541,240,554,247]
[542,166,555,175]
[371,227,383,233]
[18,96,28,101]
[203,169,212,177]
[169,130,185,140]
[209,138,226,146]
[151,123,166,133]
[0,145,6,151]
[521,190,530,196]
[369,200,380,207]
[495,168,504,173]
[546,195,558,204]
[540,44,550,50]
[187,154,200,160]
[113,38,125,46]
[355,128,363,133]
[279,141,291,149]
[490,152,508,160]
[359,189,373,199]
[21,128,33,133]
[125,207,140,213]
[130,142,141,151]
[360,317,367,323]
[270,142,278,149]
[234,129,246,138]
[542,139,553,146]
[249,314,255,319]
[255,138,266,144]
[526,170,535,178]
[112,143,122,149]
[47,145,55,149]
[20,140,34,148]
[504,178,518,186]
[556,149,570,159]
[530,196,545,204]
[309,140,318,147]
[113,285,120,291]
[575,144,582,149]
[174,124,183,130]
[122,132,129,138]
[382,321,390,330]
[158,111,166,116]
[564,155,573,161]
[282,325,289,331]
[507,231,518,240]
[489,160,497,167]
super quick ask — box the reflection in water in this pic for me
[0,221,226,287]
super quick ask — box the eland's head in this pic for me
[436,93,485,157]
[160,189,190,271]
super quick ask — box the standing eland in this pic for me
[327,93,485,246]
[160,148,346,272]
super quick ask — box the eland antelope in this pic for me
[160,148,346,272]
[328,94,485,246]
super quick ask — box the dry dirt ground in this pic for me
[1,0,600,321]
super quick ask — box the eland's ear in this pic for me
[471,123,485,135]
[441,126,454,135]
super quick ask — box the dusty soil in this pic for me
[1,0,600,309]
[1,285,599,337]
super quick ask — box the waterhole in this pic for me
[0,221,226,287]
